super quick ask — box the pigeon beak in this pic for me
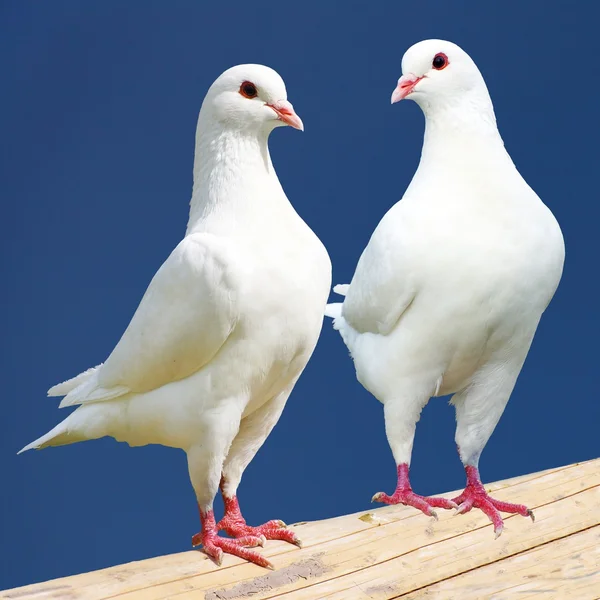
[267,100,304,131]
[391,74,423,104]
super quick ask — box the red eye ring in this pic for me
[239,81,258,98]
[432,52,449,70]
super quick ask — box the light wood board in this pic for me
[3,458,598,600]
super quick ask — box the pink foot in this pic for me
[372,464,457,518]
[218,495,301,547]
[452,465,535,537]
[192,508,272,569]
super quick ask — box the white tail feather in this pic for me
[325,283,349,319]
[18,403,119,454]
[324,302,343,319]
[333,283,349,296]
[17,420,71,454]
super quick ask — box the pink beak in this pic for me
[267,100,304,131]
[391,74,423,104]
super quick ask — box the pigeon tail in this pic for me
[18,420,74,454]
[18,403,120,454]
[325,282,350,319]
[324,302,343,320]
[333,284,349,296]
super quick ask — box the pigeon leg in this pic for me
[187,410,271,568]
[218,387,301,547]
[372,463,457,517]
[452,465,534,537]
[374,392,456,517]
[452,355,534,537]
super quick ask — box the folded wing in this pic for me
[58,233,241,407]
[341,208,417,336]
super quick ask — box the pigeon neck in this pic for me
[419,93,508,165]
[423,87,498,131]
[187,125,277,234]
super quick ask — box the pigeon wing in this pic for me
[59,233,241,407]
[342,206,418,336]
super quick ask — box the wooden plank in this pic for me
[114,459,599,599]
[398,525,600,600]
[1,459,596,600]
[268,483,600,600]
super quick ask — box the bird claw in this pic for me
[204,543,223,566]
[451,473,534,537]
[253,525,301,547]
[195,507,273,568]
[218,504,300,548]
[454,500,472,516]
[233,534,266,548]
[372,489,454,519]
[195,533,273,569]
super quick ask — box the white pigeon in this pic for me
[20,64,332,568]
[325,40,564,536]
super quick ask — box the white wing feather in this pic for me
[342,204,417,336]
[47,365,101,397]
[59,233,240,408]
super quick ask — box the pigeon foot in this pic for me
[372,463,457,518]
[193,508,272,569]
[452,465,535,537]
[218,495,302,547]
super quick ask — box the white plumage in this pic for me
[326,40,564,535]
[21,64,331,567]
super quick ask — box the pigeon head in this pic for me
[391,40,490,113]
[203,64,303,133]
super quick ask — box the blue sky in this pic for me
[2,0,598,590]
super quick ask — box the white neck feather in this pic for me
[417,89,513,172]
[186,115,281,235]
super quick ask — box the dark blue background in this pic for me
[2,0,597,590]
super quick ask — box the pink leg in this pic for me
[191,507,272,569]
[372,463,457,518]
[217,493,301,547]
[452,465,535,537]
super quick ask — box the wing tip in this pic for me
[47,382,69,397]
[47,365,103,397]
[59,384,130,408]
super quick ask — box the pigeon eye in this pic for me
[239,81,258,99]
[432,53,449,70]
